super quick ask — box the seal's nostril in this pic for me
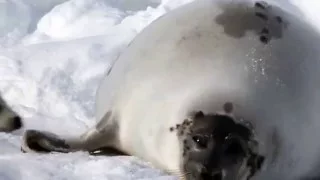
[12,116,22,130]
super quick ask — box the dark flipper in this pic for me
[22,129,71,153]
[21,111,119,155]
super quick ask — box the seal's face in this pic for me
[180,111,264,180]
[0,97,22,132]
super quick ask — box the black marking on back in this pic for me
[254,1,268,10]
[255,12,268,21]
[223,102,234,113]
[215,1,289,45]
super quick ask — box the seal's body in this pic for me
[0,96,22,132]
[21,0,320,179]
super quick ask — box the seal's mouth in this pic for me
[201,170,224,180]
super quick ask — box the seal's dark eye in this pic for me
[192,135,209,148]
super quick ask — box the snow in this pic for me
[0,0,320,179]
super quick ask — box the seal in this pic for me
[21,0,320,179]
[0,95,23,132]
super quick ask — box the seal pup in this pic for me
[21,0,320,179]
[0,95,23,132]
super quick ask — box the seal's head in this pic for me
[172,110,264,180]
[0,97,23,133]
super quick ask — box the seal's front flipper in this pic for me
[21,129,71,153]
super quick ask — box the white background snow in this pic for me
[0,0,320,179]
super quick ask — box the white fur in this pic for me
[94,0,320,178]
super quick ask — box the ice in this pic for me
[0,0,320,179]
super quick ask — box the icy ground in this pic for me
[0,0,320,180]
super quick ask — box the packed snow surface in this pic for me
[0,0,320,179]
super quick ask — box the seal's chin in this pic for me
[201,170,225,180]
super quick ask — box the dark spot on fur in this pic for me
[275,16,283,23]
[260,35,269,44]
[223,102,234,113]
[182,119,192,128]
[215,2,288,45]
[254,3,264,9]
[255,12,268,21]
[176,124,180,129]
[184,139,187,144]
[183,120,188,125]
[254,2,267,10]
[179,130,184,136]
[186,146,190,150]
[169,127,174,132]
